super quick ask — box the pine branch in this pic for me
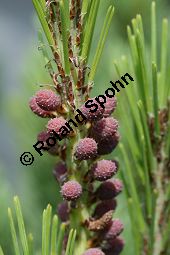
[3,197,76,255]
[115,2,170,254]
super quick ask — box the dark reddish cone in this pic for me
[47,117,66,133]
[97,132,120,155]
[53,162,67,183]
[103,220,124,240]
[61,180,82,201]
[91,160,118,181]
[94,200,117,218]
[37,131,59,153]
[37,131,51,142]
[91,117,119,142]
[104,237,125,255]
[57,201,69,222]
[29,97,52,118]
[82,248,105,255]
[74,138,98,160]
[103,97,117,117]
[97,179,123,200]
[35,89,61,111]
[80,100,104,121]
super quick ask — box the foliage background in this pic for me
[0,0,170,254]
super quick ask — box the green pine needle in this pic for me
[69,230,76,255]
[161,18,168,104]
[65,229,74,255]
[81,0,100,61]
[119,144,146,233]
[152,63,160,136]
[151,2,157,64]
[5,197,76,255]
[38,30,54,74]
[50,215,58,255]
[0,247,4,255]
[39,0,46,13]
[42,204,52,255]
[59,0,70,75]
[88,5,114,82]
[8,208,20,255]
[13,196,30,255]
[56,223,66,255]
[141,136,152,219]
[137,101,154,172]
[32,0,55,48]
[28,234,34,255]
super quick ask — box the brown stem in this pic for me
[153,161,165,255]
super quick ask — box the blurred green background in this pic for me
[0,0,170,253]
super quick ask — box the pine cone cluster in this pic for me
[29,87,124,255]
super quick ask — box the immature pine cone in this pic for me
[103,219,124,240]
[91,117,119,142]
[91,160,118,181]
[35,89,61,111]
[61,180,82,201]
[29,97,52,118]
[97,179,123,200]
[74,138,98,160]
[81,99,104,121]
[57,201,69,222]
[103,97,117,117]
[104,237,125,255]
[82,248,105,255]
[47,117,66,134]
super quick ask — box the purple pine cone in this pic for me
[35,89,61,111]
[91,117,119,142]
[81,99,104,121]
[29,97,52,118]
[37,131,51,142]
[97,179,123,200]
[82,248,105,255]
[103,219,124,240]
[37,131,59,154]
[97,132,120,155]
[57,201,69,222]
[53,162,67,183]
[94,200,117,218]
[61,180,82,201]
[74,138,98,160]
[104,237,125,255]
[91,160,118,181]
[103,97,117,117]
[47,117,66,134]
